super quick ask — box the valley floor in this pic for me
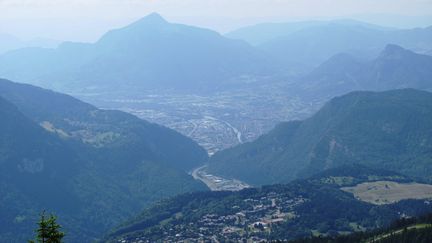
[191,165,250,191]
[75,83,323,155]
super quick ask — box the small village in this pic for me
[120,193,308,242]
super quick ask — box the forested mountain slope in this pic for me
[0,79,208,242]
[208,89,432,185]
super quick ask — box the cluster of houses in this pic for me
[120,192,308,242]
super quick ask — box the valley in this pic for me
[1,6,432,242]
[76,83,323,155]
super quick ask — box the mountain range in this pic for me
[226,19,393,46]
[0,78,208,242]
[0,33,59,55]
[254,23,432,69]
[2,14,431,95]
[0,13,274,94]
[299,44,432,98]
[207,89,432,186]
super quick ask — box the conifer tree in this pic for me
[29,211,65,243]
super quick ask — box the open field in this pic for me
[342,181,432,205]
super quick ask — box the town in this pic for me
[117,193,308,242]
[77,82,323,155]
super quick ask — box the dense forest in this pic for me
[0,79,208,242]
[290,213,432,243]
[208,89,432,185]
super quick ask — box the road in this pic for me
[204,115,243,144]
[187,120,198,136]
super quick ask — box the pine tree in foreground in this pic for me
[29,211,65,243]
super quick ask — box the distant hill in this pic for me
[102,165,432,242]
[0,79,208,242]
[207,89,432,186]
[0,13,275,94]
[257,24,432,68]
[300,44,432,98]
[226,19,392,46]
[0,33,59,54]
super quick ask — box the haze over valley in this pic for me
[3,14,432,154]
[1,1,432,242]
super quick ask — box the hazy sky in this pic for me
[1,0,432,42]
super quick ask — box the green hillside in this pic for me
[0,79,208,242]
[289,213,432,243]
[208,89,432,185]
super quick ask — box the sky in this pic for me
[1,0,432,42]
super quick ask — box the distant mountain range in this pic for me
[1,14,431,95]
[103,165,432,242]
[0,13,274,94]
[226,19,393,46]
[207,89,432,186]
[300,44,432,98]
[0,78,208,242]
[250,22,432,68]
[0,33,59,55]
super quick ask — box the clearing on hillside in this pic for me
[342,181,432,205]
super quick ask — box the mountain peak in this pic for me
[323,53,358,65]
[379,44,411,59]
[384,44,405,52]
[97,12,169,43]
[310,52,361,75]
[135,12,167,25]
